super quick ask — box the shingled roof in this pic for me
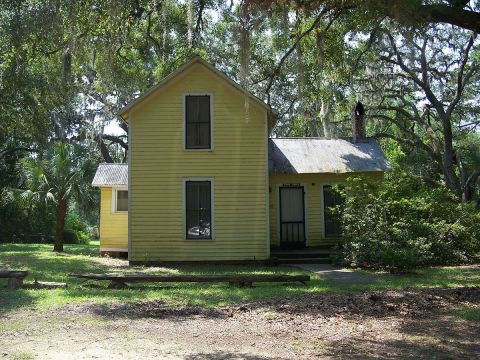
[92,139,389,185]
[268,138,390,174]
[92,163,128,186]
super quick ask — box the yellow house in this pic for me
[92,57,389,263]
[92,164,128,255]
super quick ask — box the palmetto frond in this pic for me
[18,141,96,207]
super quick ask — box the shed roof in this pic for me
[91,163,128,187]
[269,138,390,174]
[92,139,389,186]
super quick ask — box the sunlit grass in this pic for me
[454,306,480,321]
[0,243,479,314]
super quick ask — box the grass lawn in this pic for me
[1,242,479,314]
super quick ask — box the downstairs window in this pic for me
[185,180,212,239]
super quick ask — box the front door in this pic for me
[279,186,306,249]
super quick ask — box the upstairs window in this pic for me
[115,189,128,212]
[185,95,211,149]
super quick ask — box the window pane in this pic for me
[199,209,211,238]
[197,97,210,123]
[185,181,197,210]
[186,210,200,238]
[198,182,211,210]
[185,95,210,148]
[116,190,128,211]
[185,181,212,239]
[197,123,210,148]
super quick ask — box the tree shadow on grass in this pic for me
[87,299,228,321]
[82,285,480,322]
[0,252,109,283]
[324,311,480,359]
[0,290,38,316]
[183,352,286,360]
[0,243,99,257]
[0,244,107,316]
[367,265,480,289]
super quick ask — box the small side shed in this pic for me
[92,163,129,255]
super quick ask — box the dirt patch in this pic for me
[1,287,479,359]
[85,286,480,320]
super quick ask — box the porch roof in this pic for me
[92,163,128,187]
[268,138,390,174]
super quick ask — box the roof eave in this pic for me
[92,183,128,187]
[117,56,270,122]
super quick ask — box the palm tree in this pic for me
[21,142,96,252]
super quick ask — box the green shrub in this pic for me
[63,230,90,244]
[63,229,78,244]
[63,211,91,244]
[75,230,91,245]
[334,172,480,272]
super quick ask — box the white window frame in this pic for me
[182,93,214,151]
[111,186,128,214]
[321,182,346,239]
[183,177,215,240]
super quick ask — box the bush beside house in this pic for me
[334,172,480,272]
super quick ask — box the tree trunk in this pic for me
[319,99,333,138]
[54,192,68,252]
[99,138,114,163]
[441,117,462,198]
[462,168,480,203]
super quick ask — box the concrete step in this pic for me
[271,252,331,259]
[276,257,331,264]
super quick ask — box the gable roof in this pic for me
[118,57,276,131]
[269,138,390,174]
[92,163,128,187]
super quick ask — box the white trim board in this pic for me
[111,186,128,214]
[127,111,133,261]
[100,247,128,252]
[264,111,270,258]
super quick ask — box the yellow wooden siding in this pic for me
[129,63,268,261]
[99,187,128,250]
[269,172,383,247]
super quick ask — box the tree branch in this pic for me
[271,1,480,32]
[263,8,337,104]
[102,134,128,150]
[0,147,39,161]
[146,10,162,54]
[414,4,480,33]
[447,33,477,117]
[465,166,480,190]
[384,32,446,118]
